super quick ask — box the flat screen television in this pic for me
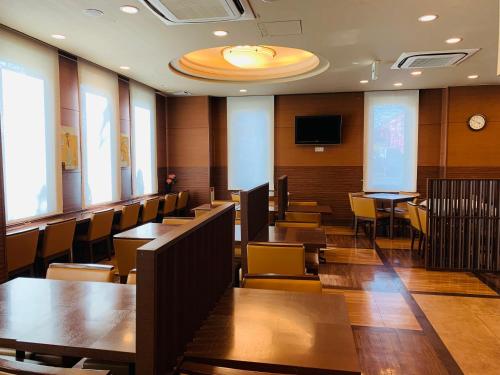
[295,115,342,145]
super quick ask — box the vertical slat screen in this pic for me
[240,183,270,274]
[136,203,235,374]
[277,175,288,220]
[427,178,500,271]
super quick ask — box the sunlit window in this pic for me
[363,91,419,192]
[79,61,120,206]
[130,81,157,196]
[0,29,59,222]
[227,96,274,190]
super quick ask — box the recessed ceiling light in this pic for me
[352,62,359,65]
[119,66,130,70]
[446,37,462,44]
[84,8,104,17]
[418,14,438,22]
[120,5,139,14]
[360,80,369,84]
[239,89,247,93]
[51,34,66,40]
[213,30,228,37]
[468,74,479,79]
[393,82,403,87]
[411,71,422,76]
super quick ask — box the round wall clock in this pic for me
[468,114,486,131]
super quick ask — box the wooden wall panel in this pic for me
[119,79,132,200]
[418,89,442,166]
[209,97,229,200]
[156,95,167,193]
[167,97,211,207]
[59,55,82,212]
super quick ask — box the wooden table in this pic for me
[184,288,360,374]
[193,203,276,213]
[114,222,179,240]
[363,193,415,239]
[235,225,326,250]
[287,204,333,214]
[0,278,136,365]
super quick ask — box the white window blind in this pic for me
[0,29,61,222]
[227,96,274,191]
[130,81,157,196]
[79,61,120,206]
[363,90,419,192]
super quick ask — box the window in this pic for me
[79,61,120,206]
[0,29,60,222]
[363,90,419,192]
[227,96,274,190]
[130,81,157,196]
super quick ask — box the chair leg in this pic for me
[354,217,359,237]
[410,228,416,251]
[106,237,112,260]
[88,243,94,263]
[418,233,423,255]
[373,219,377,241]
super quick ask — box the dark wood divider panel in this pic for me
[136,203,235,374]
[240,183,269,274]
[427,179,500,271]
[277,175,288,220]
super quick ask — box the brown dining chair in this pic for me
[175,191,189,215]
[284,212,321,224]
[418,205,428,254]
[159,193,177,217]
[348,192,364,227]
[113,202,140,232]
[242,274,322,294]
[141,197,161,223]
[46,263,115,283]
[76,208,114,262]
[230,192,240,202]
[126,269,137,285]
[247,242,305,275]
[6,227,39,277]
[38,218,76,274]
[114,238,150,283]
[352,196,389,240]
[162,217,194,225]
[407,202,423,254]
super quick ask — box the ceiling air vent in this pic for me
[392,49,479,69]
[140,0,254,24]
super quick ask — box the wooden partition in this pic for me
[136,203,235,374]
[240,183,270,274]
[277,175,288,220]
[427,178,500,271]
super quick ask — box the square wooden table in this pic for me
[287,204,333,214]
[363,193,415,238]
[184,288,360,374]
[113,222,180,240]
[0,278,136,365]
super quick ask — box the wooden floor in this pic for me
[321,225,500,375]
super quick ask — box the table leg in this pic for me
[15,350,25,361]
[390,201,395,239]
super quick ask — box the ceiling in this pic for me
[1,0,499,96]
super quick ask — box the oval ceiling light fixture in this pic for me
[360,80,369,84]
[446,37,462,44]
[393,82,403,87]
[468,74,479,79]
[120,5,139,14]
[239,89,248,93]
[51,34,66,40]
[119,66,130,70]
[418,14,438,22]
[411,71,422,76]
[213,30,228,37]
[222,45,276,69]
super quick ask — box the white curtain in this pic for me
[363,90,419,192]
[227,96,274,191]
[0,28,61,222]
[78,60,120,206]
[130,81,157,196]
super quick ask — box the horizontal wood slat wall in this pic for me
[136,203,234,374]
[427,179,500,271]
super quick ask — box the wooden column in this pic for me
[156,94,167,193]
[439,88,449,178]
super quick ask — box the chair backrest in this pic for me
[275,220,320,229]
[41,218,76,258]
[142,197,161,223]
[176,191,189,210]
[194,210,209,218]
[114,238,151,277]
[6,228,39,274]
[87,208,114,241]
[247,242,305,275]
[162,217,194,225]
[348,192,364,212]
[127,269,137,285]
[118,202,140,231]
[418,206,428,235]
[242,274,322,294]
[46,263,115,283]
[284,212,321,224]
[352,197,376,219]
[407,202,421,231]
[162,193,177,215]
[230,192,240,202]
[288,201,318,206]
